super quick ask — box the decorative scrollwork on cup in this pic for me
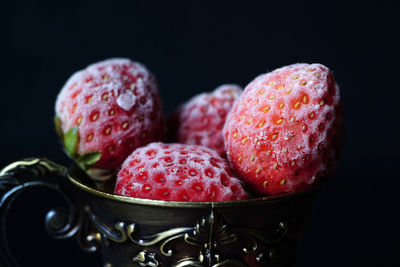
[132,251,160,267]
[128,224,192,257]
[0,158,101,267]
[254,247,280,265]
[183,210,237,265]
[171,258,204,267]
[45,206,102,253]
[233,221,287,264]
[0,158,67,178]
[172,258,248,267]
[87,207,290,266]
[86,205,129,243]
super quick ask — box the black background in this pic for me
[1,0,399,266]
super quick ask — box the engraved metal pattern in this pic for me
[132,251,160,267]
[128,224,193,257]
[183,210,237,265]
[86,207,290,267]
[0,158,100,267]
[236,221,287,255]
[86,205,129,243]
[172,258,248,267]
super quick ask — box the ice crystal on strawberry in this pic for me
[55,58,165,180]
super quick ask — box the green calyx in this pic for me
[76,151,102,170]
[55,118,101,170]
[54,116,62,137]
[64,126,79,156]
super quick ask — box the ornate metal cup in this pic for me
[0,158,319,267]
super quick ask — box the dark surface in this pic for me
[0,0,399,266]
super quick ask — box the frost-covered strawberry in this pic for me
[114,142,248,201]
[223,63,343,195]
[169,84,242,156]
[55,58,165,180]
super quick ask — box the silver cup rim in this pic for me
[68,173,321,208]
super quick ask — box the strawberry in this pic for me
[114,142,248,201]
[55,58,165,180]
[168,84,242,156]
[223,63,343,196]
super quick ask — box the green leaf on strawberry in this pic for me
[63,126,101,169]
[76,151,102,170]
[54,116,62,137]
[64,126,79,156]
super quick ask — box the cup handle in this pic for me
[0,158,100,267]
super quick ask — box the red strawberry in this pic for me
[114,142,248,201]
[55,58,165,180]
[223,63,343,196]
[169,84,242,156]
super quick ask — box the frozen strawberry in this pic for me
[223,63,344,196]
[169,84,242,156]
[114,142,248,201]
[55,58,165,180]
